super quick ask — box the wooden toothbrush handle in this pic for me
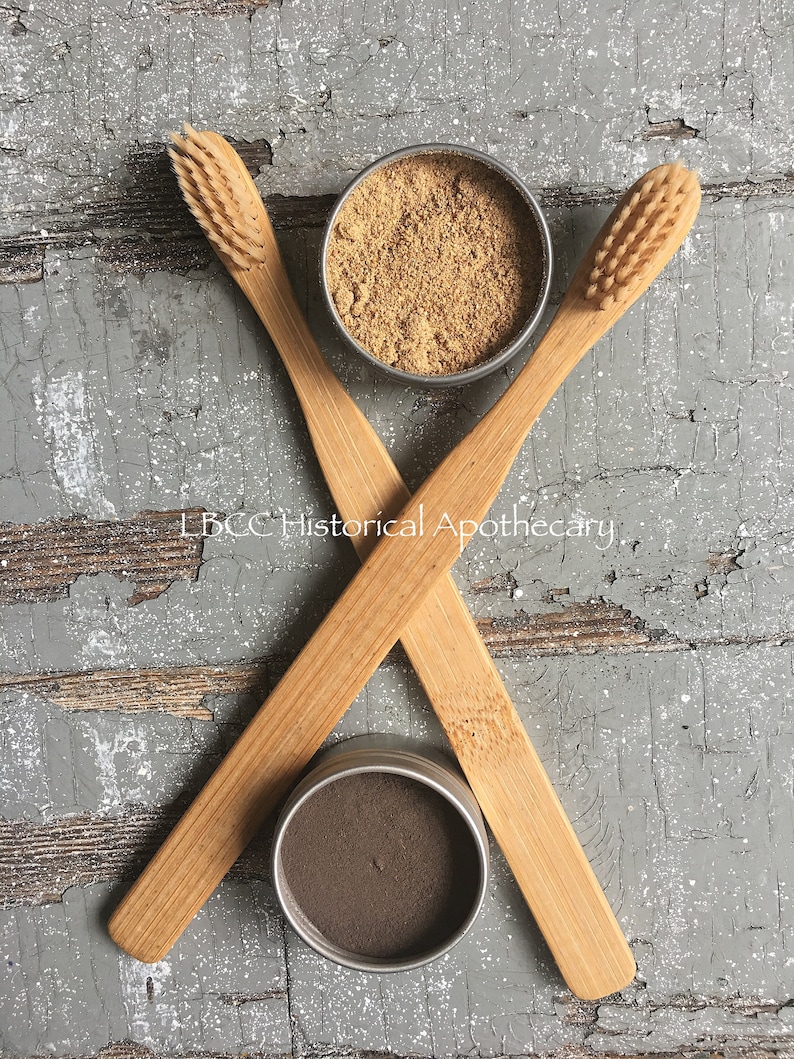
[109,256,634,999]
[400,586,636,1000]
[109,508,632,1000]
[240,266,635,999]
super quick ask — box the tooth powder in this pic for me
[278,771,481,958]
[325,152,545,377]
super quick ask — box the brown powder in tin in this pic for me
[279,772,481,959]
[325,152,544,377]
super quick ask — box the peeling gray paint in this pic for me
[2,0,794,1055]
[2,1,794,216]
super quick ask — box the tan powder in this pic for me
[325,152,545,377]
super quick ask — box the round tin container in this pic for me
[270,735,490,972]
[320,143,553,387]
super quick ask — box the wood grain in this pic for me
[1,143,788,283]
[0,600,679,718]
[157,0,272,13]
[0,242,43,283]
[0,807,272,908]
[0,509,211,606]
[479,601,682,656]
[0,141,276,278]
[0,662,267,719]
[2,1,792,1052]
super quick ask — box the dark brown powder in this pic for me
[325,151,544,376]
[279,771,481,959]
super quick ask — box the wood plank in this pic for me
[0,662,267,719]
[0,509,212,606]
[0,140,337,280]
[2,165,791,282]
[479,601,682,656]
[1,0,791,1051]
[2,593,791,723]
[0,600,686,722]
[159,0,273,13]
[0,806,272,909]
[0,1050,730,1059]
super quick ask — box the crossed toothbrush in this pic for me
[109,129,700,1000]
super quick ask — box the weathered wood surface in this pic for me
[0,806,274,908]
[0,660,267,717]
[0,510,211,605]
[2,0,794,1055]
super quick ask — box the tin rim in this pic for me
[271,736,490,972]
[320,143,553,388]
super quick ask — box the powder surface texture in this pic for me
[325,152,544,376]
[279,771,481,959]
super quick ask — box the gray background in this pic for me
[1,0,794,1056]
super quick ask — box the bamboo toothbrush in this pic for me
[109,153,700,996]
[156,125,634,997]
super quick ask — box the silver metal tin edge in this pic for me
[271,735,490,972]
[319,142,554,388]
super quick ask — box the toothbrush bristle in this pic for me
[168,123,268,269]
[585,162,700,310]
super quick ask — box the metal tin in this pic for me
[270,735,490,972]
[320,143,553,388]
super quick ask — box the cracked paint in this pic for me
[32,370,117,520]
[2,0,794,1056]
